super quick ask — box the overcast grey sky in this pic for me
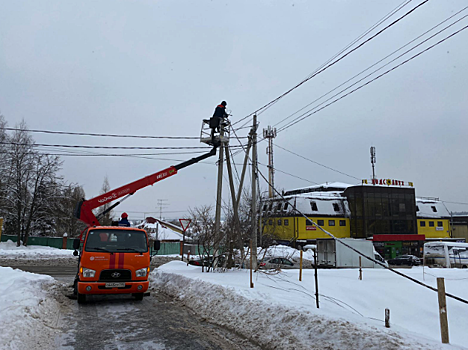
[1,0,467,220]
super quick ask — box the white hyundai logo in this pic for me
[111,272,121,278]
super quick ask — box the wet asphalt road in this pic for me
[4,264,263,350]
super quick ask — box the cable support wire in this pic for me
[232,0,429,127]
[276,22,468,134]
[256,166,468,306]
[257,161,318,185]
[274,144,360,181]
[0,141,245,150]
[275,9,468,132]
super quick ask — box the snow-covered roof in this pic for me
[416,198,451,218]
[137,221,184,241]
[283,182,355,196]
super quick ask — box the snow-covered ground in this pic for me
[0,267,61,349]
[151,261,468,350]
[0,240,74,259]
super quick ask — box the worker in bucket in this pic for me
[118,212,131,227]
[210,101,228,140]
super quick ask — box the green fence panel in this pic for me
[151,242,181,256]
[1,235,17,243]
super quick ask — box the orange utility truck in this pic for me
[72,147,217,303]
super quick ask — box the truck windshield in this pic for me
[85,229,148,253]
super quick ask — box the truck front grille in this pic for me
[99,269,132,282]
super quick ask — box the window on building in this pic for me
[429,221,435,227]
[416,206,419,212]
[283,203,289,211]
[329,220,336,226]
[277,219,282,226]
[276,203,282,211]
[317,220,324,226]
[332,203,340,212]
[431,206,437,212]
[284,219,289,226]
[262,205,267,211]
[306,219,313,226]
[420,221,426,227]
[311,201,318,211]
[340,220,346,226]
[268,219,273,225]
[399,203,406,212]
[268,204,273,211]
[437,221,443,227]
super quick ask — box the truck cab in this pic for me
[73,226,157,304]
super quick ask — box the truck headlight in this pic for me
[135,267,148,277]
[82,268,96,278]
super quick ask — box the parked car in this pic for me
[188,255,227,267]
[258,257,297,269]
[388,255,421,266]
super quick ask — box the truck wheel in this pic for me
[77,292,86,304]
[133,293,144,301]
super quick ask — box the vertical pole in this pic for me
[251,115,258,271]
[359,256,362,280]
[385,309,390,328]
[314,248,319,308]
[299,249,303,281]
[250,240,254,288]
[437,278,450,344]
[214,125,225,260]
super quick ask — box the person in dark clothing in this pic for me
[118,212,131,227]
[211,101,228,139]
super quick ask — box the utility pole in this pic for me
[251,115,258,270]
[263,126,277,198]
[214,123,225,255]
[157,199,169,220]
[370,146,376,184]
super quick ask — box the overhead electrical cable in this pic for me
[276,23,468,134]
[274,144,360,180]
[232,0,429,128]
[276,9,468,132]
[274,7,468,130]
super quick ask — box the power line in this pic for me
[276,23,468,133]
[276,9,468,132]
[258,161,318,185]
[274,144,360,180]
[232,0,429,127]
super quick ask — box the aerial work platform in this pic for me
[200,118,230,146]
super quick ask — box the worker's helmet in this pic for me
[121,212,128,219]
[221,101,227,106]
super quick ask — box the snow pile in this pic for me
[0,240,74,259]
[151,261,468,350]
[0,267,61,349]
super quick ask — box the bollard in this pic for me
[299,250,303,282]
[359,256,362,280]
[62,233,68,250]
[385,308,390,328]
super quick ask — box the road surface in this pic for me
[3,262,262,350]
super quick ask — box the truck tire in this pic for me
[77,292,86,304]
[133,293,144,301]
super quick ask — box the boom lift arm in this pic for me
[75,147,217,227]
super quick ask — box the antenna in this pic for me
[263,126,277,198]
[370,146,376,184]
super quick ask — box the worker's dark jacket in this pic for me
[118,218,131,227]
[211,105,228,128]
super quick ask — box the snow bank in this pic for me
[151,261,467,350]
[0,267,61,349]
[0,240,74,259]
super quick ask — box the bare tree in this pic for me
[95,176,113,226]
[54,183,87,237]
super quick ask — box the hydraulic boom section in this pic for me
[75,147,217,227]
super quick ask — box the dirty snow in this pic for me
[0,267,61,350]
[151,261,468,350]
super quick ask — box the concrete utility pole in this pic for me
[251,115,258,270]
[263,126,277,198]
[214,124,226,253]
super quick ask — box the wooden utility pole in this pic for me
[250,115,258,270]
[437,278,450,344]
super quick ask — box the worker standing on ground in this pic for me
[119,212,131,227]
[211,101,228,140]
